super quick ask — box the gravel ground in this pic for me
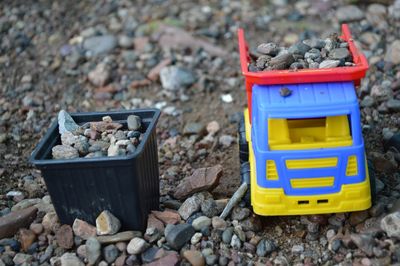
[1,0,400,265]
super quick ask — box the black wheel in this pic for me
[238,113,249,164]
[367,160,377,205]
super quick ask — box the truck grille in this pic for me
[286,157,338,169]
[290,177,334,188]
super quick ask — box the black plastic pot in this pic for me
[30,109,161,231]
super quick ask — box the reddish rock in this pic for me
[56,224,74,249]
[133,37,150,53]
[143,252,180,266]
[147,214,165,233]
[173,165,223,200]
[115,254,127,266]
[157,26,228,57]
[30,223,44,235]
[72,219,97,240]
[151,210,181,225]
[90,121,123,132]
[147,59,172,81]
[183,250,205,266]
[19,229,37,251]
[129,79,151,89]
[349,211,369,226]
[0,206,38,239]
[88,63,110,87]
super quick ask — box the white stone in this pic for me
[191,232,203,245]
[221,94,233,103]
[127,237,149,255]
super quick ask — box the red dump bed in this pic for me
[238,24,368,117]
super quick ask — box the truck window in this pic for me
[268,115,352,150]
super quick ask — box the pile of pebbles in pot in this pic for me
[51,110,143,159]
[249,33,355,71]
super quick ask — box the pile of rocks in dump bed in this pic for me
[51,110,143,159]
[249,33,355,71]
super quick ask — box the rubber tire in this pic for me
[238,113,249,164]
[367,160,377,205]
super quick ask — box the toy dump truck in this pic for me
[237,24,375,216]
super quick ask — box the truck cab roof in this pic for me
[252,81,357,118]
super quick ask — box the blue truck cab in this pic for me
[241,81,373,215]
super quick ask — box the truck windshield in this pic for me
[268,115,353,150]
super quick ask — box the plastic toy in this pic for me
[237,24,375,216]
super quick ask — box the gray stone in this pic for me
[290,62,307,70]
[268,53,295,70]
[222,227,233,244]
[376,178,385,194]
[303,39,325,49]
[336,5,365,22]
[127,115,141,131]
[305,48,322,62]
[256,43,279,56]
[39,245,54,263]
[381,212,400,238]
[58,110,80,134]
[118,35,133,48]
[86,237,101,265]
[288,42,311,56]
[387,99,400,112]
[103,244,119,264]
[231,207,251,221]
[75,136,90,155]
[201,199,219,218]
[351,233,374,256]
[219,135,235,147]
[164,224,175,238]
[205,254,218,265]
[165,223,195,250]
[183,122,205,136]
[219,256,229,266]
[127,237,150,255]
[361,96,374,108]
[83,35,117,56]
[52,145,79,159]
[330,239,341,252]
[160,66,196,91]
[141,246,160,263]
[384,40,400,65]
[256,239,277,257]
[230,234,241,249]
[329,48,350,60]
[60,253,84,266]
[319,60,340,69]
[256,55,271,69]
[291,244,304,254]
[13,253,33,265]
[234,226,246,242]
[11,199,41,211]
[389,1,400,20]
[178,196,202,220]
[192,216,211,231]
